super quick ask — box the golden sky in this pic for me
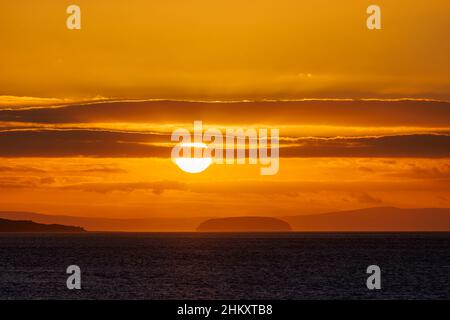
[0,100,449,221]
[0,0,449,100]
[0,1,449,229]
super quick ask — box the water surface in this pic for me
[0,232,449,299]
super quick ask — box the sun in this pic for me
[174,142,212,173]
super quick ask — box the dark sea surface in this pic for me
[0,232,449,300]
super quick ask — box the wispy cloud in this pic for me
[62,180,187,194]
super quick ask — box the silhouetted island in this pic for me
[197,217,292,232]
[0,218,85,232]
[2,207,450,232]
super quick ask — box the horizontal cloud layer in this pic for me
[0,129,448,158]
[0,99,449,127]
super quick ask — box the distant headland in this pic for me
[196,217,292,232]
[0,218,85,233]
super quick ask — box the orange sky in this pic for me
[0,0,449,100]
[0,100,448,219]
[0,1,449,224]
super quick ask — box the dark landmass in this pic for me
[1,207,450,232]
[197,217,292,232]
[0,211,205,232]
[283,207,450,231]
[0,218,85,232]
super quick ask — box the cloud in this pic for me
[350,192,383,205]
[0,165,46,173]
[0,129,448,158]
[0,129,169,157]
[62,180,187,194]
[0,99,449,127]
[0,177,39,189]
[282,134,450,158]
[187,179,450,195]
[39,177,56,184]
[358,166,374,173]
[387,163,450,180]
[77,166,127,174]
[0,96,74,109]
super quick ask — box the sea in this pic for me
[0,232,449,299]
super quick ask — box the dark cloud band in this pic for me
[0,129,448,158]
[0,100,449,127]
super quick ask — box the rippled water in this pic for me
[0,232,449,299]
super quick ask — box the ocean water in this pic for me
[0,232,449,300]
